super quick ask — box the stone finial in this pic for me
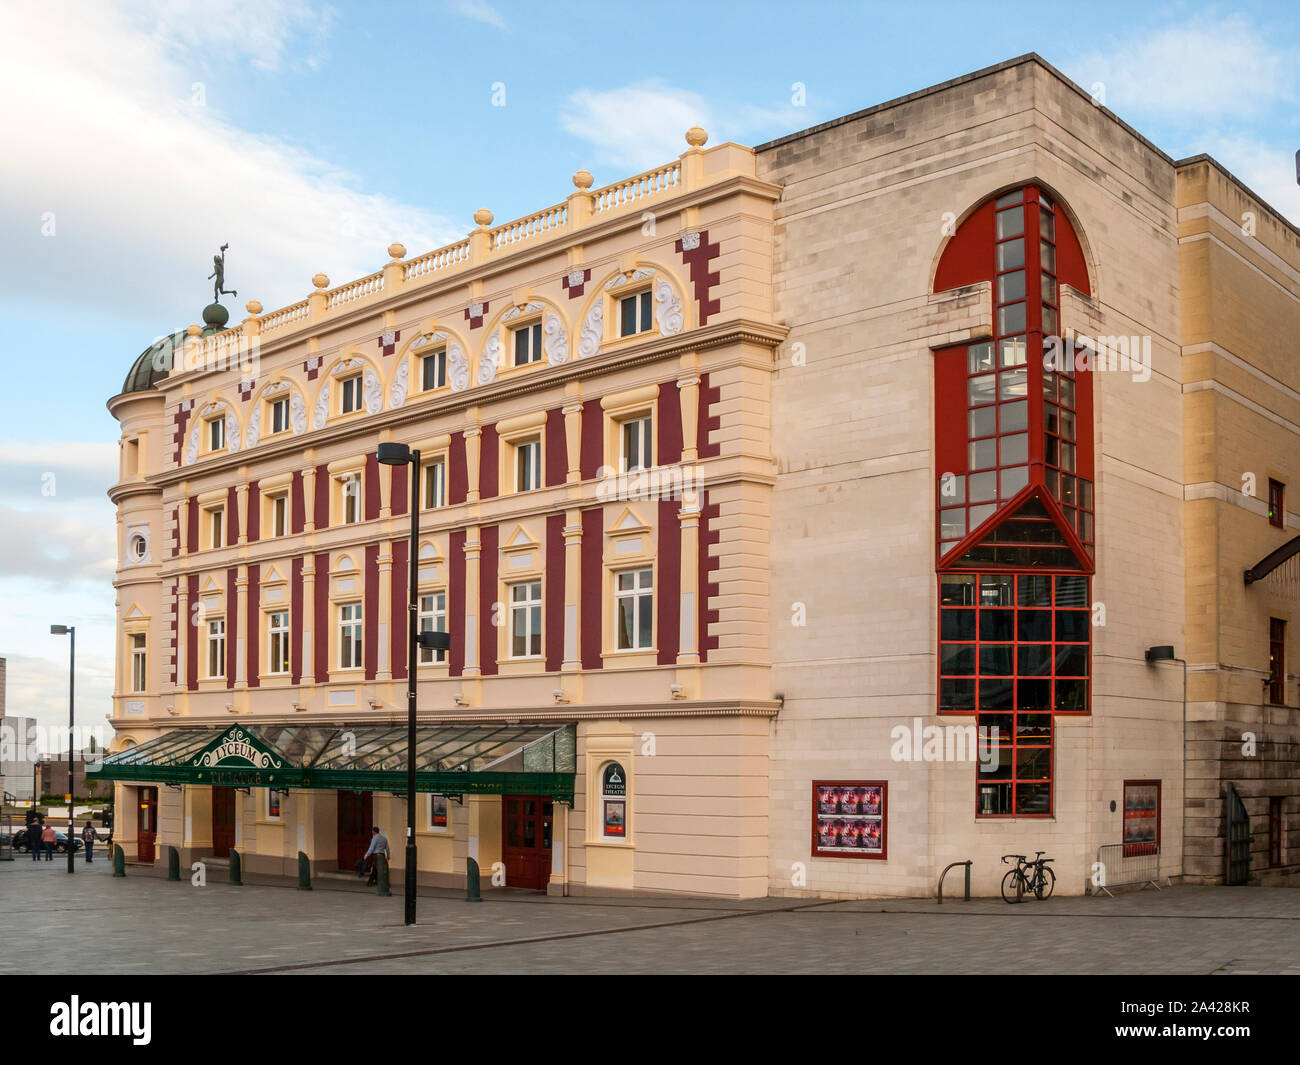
[572,169,594,190]
[685,126,708,148]
[186,323,202,337]
[387,242,407,260]
[473,208,494,227]
[245,299,263,315]
[312,273,329,289]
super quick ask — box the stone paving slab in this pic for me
[1,856,1296,975]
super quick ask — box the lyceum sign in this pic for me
[190,726,285,786]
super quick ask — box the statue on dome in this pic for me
[208,243,237,304]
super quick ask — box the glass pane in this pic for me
[1055,678,1087,713]
[940,509,966,540]
[999,400,1027,433]
[1061,474,1077,505]
[1015,784,1050,815]
[940,678,975,711]
[969,439,996,469]
[1040,241,1056,272]
[997,271,1025,303]
[1060,410,1075,441]
[1080,481,1093,509]
[1017,610,1052,642]
[980,680,1013,710]
[967,343,995,373]
[618,599,633,649]
[1061,442,1076,472]
[996,206,1024,238]
[1055,611,1090,642]
[999,369,1028,399]
[940,644,975,675]
[1055,645,1089,676]
[939,475,965,505]
[1019,677,1051,711]
[1042,371,1057,399]
[1000,465,1028,497]
[997,302,1026,336]
[995,190,1022,207]
[1039,211,1055,241]
[941,609,976,640]
[940,574,976,606]
[968,503,996,530]
[1017,644,1053,675]
[968,374,997,405]
[980,610,1014,641]
[1042,305,1058,336]
[996,239,1024,271]
[1045,403,1059,434]
[980,645,1014,676]
[1018,574,1051,606]
[638,596,652,647]
[1016,748,1051,781]
[617,571,634,591]
[980,575,1015,606]
[1041,273,1057,302]
[1059,377,1075,408]
[969,406,996,438]
[1080,512,1093,542]
[998,336,1027,367]
[1000,433,1028,466]
[1055,575,1088,607]
[969,471,997,503]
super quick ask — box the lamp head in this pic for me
[377,442,412,466]
[1145,645,1176,663]
[50,625,70,636]
[418,630,452,652]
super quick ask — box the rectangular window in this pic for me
[419,592,447,664]
[130,633,147,693]
[268,611,290,675]
[270,397,290,435]
[615,568,653,651]
[1268,479,1285,529]
[269,492,289,538]
[208,507,225,550]
[619,290,653,337]
[1269,617,1286,705]
[513,322,543,366]
[339,474,362,524]
[510,580,542,658]
[206,618,226,679]
[423,459,446,510]
[1122,780,1160,857]
[421,348,447,391]
[515,438,542,492]
[208,417,225,452]
[340,376,363,414]
[339,603,363,670]
[621,414,653,473]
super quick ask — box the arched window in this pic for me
[932,186,1095,819]
[599,761,627,840]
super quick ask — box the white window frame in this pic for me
[423,459,446,510]
[339,602,363,671]
[269,491,289,538]
[340,375,363,415]
[615,567,654,651]
[206,618,226,679]
[338,473,362,525]
[512,321,543,367]
[509,580,543,659]
[514,437,542,493]
[207,416,226,452]
[207,506,225,550]
[421,348,447,391]
[269,396,290,435]
[620,413,653,473]
[130,633,147,692]
[419,592,448,664]
[618,289,653,338]
[267,610,290,676]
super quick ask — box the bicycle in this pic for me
[1000,852,1056,903]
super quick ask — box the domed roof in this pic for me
[122,331,185,394]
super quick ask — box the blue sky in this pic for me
[1,0,1297,747]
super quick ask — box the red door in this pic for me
[501,795,553,891]
[137,787,157,863]
[337,791,373,871]
[212,786,235,858]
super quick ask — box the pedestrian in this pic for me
[81,821,96,863]
[362,825,389,886]
[29,814,43,862]
[41,822,57,861]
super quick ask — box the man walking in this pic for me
[81,821,96,863]
[362,825,389,886]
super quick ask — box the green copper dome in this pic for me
[121,323,220,394]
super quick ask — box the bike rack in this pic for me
[937,860,972,904]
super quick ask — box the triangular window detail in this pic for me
[950,490,1088,570]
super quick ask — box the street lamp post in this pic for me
[377,442,451,926]
[50,624,75,874]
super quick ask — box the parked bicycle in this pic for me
[1000,852,1055,903]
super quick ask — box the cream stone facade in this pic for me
[100,55,1300,899]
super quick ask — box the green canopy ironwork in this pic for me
[89,722,576,802]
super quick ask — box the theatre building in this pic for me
[96,55,1300,898]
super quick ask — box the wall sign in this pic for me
[430,794,448,828]
[811,781,887,860]
[1122,780,1159,857]
[601,763,626,796]
[603,800,626,837]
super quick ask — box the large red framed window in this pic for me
[933,185,1094,818]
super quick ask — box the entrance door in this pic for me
[137,787,158,863]
[501,795,553,891]
[337,791,373,871]
[212,786,235,858]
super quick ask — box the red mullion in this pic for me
[1024,194,1045,483]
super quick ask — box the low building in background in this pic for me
[94,55,1300,897]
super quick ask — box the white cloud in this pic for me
[448,0,506,29]
[1194,135,1300,229]
[0,2,462,324]
[560,81,809,172]
[122,0,337,72]
[1069,14,1296,121]
[3,652,116,753]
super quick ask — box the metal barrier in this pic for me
[1094,843,1161,897]
[937,860,972,904]
[0,812,13,861]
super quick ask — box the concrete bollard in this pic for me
[297,851,312,891]
[112,843,126,877]
[229,848,242,886]
[167,846,180,881]
[375,853,392,897]
[466,856,482,902]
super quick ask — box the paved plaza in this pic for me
[2,856,1297,975]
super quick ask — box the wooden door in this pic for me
[137,787,157,863]
[212,786,235,858]
[501,795,553,891]
[337,791,373,871]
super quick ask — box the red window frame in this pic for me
[1122,780,1160,857]
[1268,617,1286,705]
[1268,479,1285,529]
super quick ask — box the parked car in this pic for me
[12,828,83,853]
